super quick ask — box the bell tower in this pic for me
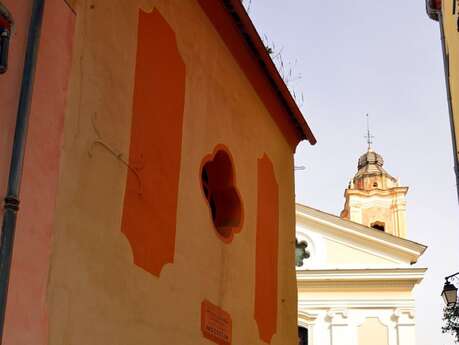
[340,148,408,238]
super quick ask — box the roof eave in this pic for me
[296,203,428,261]
[197,0,316,148]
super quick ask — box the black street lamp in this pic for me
[441,272,459,307]
[0,2,13,74]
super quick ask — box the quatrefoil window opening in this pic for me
[200,147,243,242]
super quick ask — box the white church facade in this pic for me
[296,148,427,345]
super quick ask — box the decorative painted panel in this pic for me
[121,9,185,277]
[254,154,279,343]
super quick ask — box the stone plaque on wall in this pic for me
[201,300,232,345]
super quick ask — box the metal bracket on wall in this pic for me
[88,114,144,196]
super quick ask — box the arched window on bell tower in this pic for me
[371,221,385,232]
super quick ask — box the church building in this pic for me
[296,147,427,345]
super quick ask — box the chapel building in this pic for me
[0,1,316,344]
[296,147,427,345]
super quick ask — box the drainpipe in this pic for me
[0,0,45,342]
[438,12,459,203]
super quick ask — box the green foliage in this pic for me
[240,0,305,108]
[442,306,459,343]
[295,239,310,267]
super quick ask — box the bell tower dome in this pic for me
[340,148,408,238]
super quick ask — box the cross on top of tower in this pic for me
[364,114,374,150]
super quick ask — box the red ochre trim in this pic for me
[197,0,316,150]
[254,154,279,343]
[200,144,244,244]
[121,9,186,277]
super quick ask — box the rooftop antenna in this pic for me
[364,113,374,150]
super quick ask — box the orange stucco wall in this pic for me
[0,1,299,344]
[0,1,75,345]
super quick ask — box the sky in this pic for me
[246,1,459,344]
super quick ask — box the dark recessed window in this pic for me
[371,221,385,232]
[201,149,242,241]
[298,326,308,345]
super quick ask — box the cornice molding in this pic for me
[298,310,319,323]
[296,203,427,263]
[297,268,426,283]
[298,298,416,309]
[345,186,408,198]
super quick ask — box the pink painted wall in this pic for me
[1,1,75,344]
[0,0,32,219]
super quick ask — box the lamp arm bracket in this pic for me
[445,272,459,281]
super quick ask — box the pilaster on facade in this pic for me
[327,309,349,324]
[298,311,319,345]
[393,309,416,345]
[349,204,362,225]
[392,308,416,326]
[327,309,350,345]
[392,192,407,237]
